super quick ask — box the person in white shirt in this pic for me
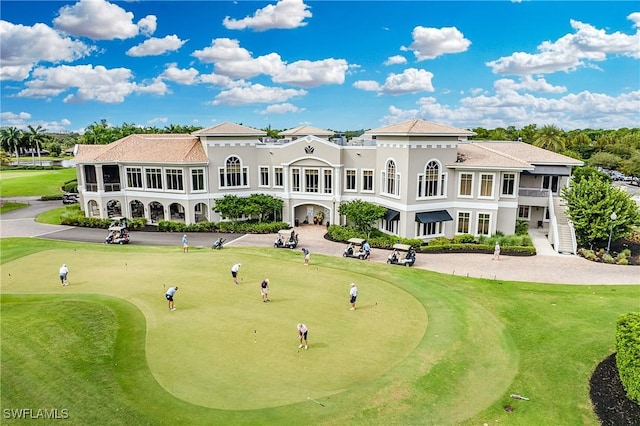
[297,323,308,350]
[231,263,241,285]
[59,264,69,286]
[349,283,358,310]
[165,286,178,310]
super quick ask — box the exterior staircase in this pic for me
[552,196,577,254]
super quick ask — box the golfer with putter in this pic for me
[165,286,178,311]
[231,263,241,285]
[349,283,358,310]
[260,278,270,302]
[297,323,308,350]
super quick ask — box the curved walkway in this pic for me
[1,198,638,285]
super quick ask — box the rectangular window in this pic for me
[146,168,162,189]
[459,173,473,197]
[323,169,332,194]
[543,175,559,193]
[166,169,184,191]
[382,219,397,234]
[191,169,205,191]
[126,167,143,188]
[274,167,283,187]
[260,166,270,187]
[477,213,490,235]
[457,212,470,233]
[518,206,530,219]
[362,169,373,192]
[305,169,319,193]
[291,168,300,192]
[502,173,516,196]
[345,169,356,191]
[479,174,494,198]
[417,221,442,237]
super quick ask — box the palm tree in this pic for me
[0,127,24,163]
[532,124,566,152]
[26,125,48,166]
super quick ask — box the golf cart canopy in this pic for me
[279,229,294,234]
[392,243,412,252]
[347,238,366,246]
[108,225,126,232]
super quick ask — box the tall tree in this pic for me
[26,125,48,166]
[338,199,387,238]
[212,195,246,222]
[532,124,566,152]
[561,176,640,248]
[0,127,24,162]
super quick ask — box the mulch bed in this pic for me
[590,353,640,425]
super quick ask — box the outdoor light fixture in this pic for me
[606,211,618,255]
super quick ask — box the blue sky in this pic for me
[1,0,639,133]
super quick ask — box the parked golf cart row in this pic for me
[341,238,416,266]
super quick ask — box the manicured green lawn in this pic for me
[0,202,29,214]
[0,168,76,197]
[1,238,637,425]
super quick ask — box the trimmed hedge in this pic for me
[157,220,289,234]
[615,312,640,404]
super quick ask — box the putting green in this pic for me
[2,248,428,409]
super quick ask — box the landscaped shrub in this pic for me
[40,194,63,201]
[615,312,640,404]
[326,225,421,248]
[428,237,451,246]
[63,179,78,193]
[515,220,529,235]
[578,248,598,261]
[452,234,475,244]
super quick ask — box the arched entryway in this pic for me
[149,201,164,223]
[169,202,185,222]
[106,199,122,217]
[130,200,145,218]
[87,200,100,218]
[194,203,208,223]
[292,203,331,227]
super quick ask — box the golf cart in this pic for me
[274,229,298,249]
[212,237,225,249]
[387,243,416,266]
[343,238,369,260]
[105,217,130,244]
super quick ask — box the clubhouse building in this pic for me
[73,119,583,253]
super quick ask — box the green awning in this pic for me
[415,210,453,224]
[384,209,400,221]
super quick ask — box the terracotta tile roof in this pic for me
[365,119,476,137]
[74,134,208,163]
[451,141,583,169]
[472,141,584,165]
[192,122,266,136]
[279,125,335,137]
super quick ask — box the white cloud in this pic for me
[53,0,156,40]
[147,117,169,125]
[487,17,640,75]
[223,0,312,31]
[199,72,246,88]
[137,15,157,36]
[272,58,348,88]
[193,38,349,86]
[352,80,380,92]
[212,83,306,106]
[260,103,305,114]
[354,68,434,95]
[382,87,640,130]
[136,77,169,96]
[0,20,93,81]
[494,76,567,94]
[384,55,407,66]
[401,26,471,60]
[159,64,199,85]
[127,35,186,57]
[16,64,137,103]
[0,111,72,132]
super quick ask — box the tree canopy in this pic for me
[338,199,387,238]
[561,175,640,248]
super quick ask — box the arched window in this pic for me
[384,160,399,196]
[149,201,164,223]
[106,199,122,217]
[418,160,446,198]
[130,200,145,218]
[219,156,248,187]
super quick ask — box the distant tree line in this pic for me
[1,121,639,177]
